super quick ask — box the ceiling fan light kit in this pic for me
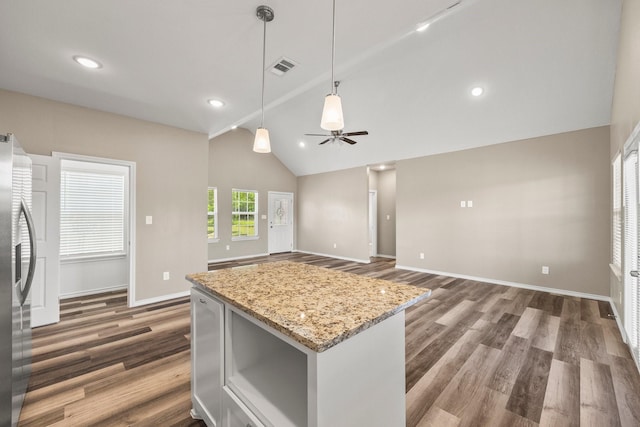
[320,93,344,131]
[304,0,368,146]
[253,5,274,154]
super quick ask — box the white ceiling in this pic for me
[0,0,621,176]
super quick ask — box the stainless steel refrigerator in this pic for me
[1,133,36,427]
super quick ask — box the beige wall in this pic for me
[396,126,610,296]
[0,89,209,302]
[208,129,297,260]
[377,169,396,257]
[297,167,370,262]
[610,0,640,315]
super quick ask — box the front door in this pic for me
[30,154,60,327]
[268,192,293,254]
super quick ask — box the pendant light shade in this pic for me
[253,127,271,153]
[320,0,345,131]
[253,5,274,153]
[253,128,271,153]
[320,94,344,131]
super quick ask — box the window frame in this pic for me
[231,188,259,241]
[208,187,218,242]
[59,159,129,262]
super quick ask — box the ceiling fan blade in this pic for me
[341,131,368,136]
[319,139,331,145]
[305,133,331,137]
[341,137,358,145]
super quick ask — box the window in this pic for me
[612,153,622,275]
[232,189,258,239]
[60,159,128,259]
[208,187,218,240]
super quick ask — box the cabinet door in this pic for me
[191,288,224,426]
[223,387,265,427]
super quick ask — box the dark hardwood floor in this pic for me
[19,253,640,426]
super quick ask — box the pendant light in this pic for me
[253,5,274,153]
[320,0,344,131]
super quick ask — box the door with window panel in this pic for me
[268,192,293,254]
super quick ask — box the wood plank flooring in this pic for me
[19,253,640,426]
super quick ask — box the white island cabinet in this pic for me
[187,261,431,427]
[190,288,224,426]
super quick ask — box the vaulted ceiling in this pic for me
[0,0,621,176]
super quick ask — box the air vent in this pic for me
[269,57,298,76]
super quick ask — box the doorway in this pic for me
[369,190,377,257]
[268,191,293,254]
[30,152,136,326]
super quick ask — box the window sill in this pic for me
[208,238,220,244]
[62,253,127,264]
[231,236,259,242]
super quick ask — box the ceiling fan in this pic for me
[305,129,368,145]
[305,81,369,145]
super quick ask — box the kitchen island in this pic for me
[186,261,431,427]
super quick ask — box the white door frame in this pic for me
[623,122,640,370]
[268,191,294,254]
[369,190,377,257]
[53,152,136,308]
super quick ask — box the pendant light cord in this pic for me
[261,16,267,127]
[330,0,336,95]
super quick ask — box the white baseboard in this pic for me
[208,253,270,264]
[374,254,397,259]
[395,265,610,302]
[130,290,190,307]
[60,284,128,299]
[609,299,628,343]
[294,250,370,264]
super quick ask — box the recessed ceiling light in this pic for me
[208,99,225,108]
[230,125,238,130]
[298,141,306,148]
[471,87,484,97]
[416,22,430,32]
[73,55,102,69]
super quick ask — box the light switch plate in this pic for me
[146,216,152,225]
[261,214,267,220]
[467,200,473,208]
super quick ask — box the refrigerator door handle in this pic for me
[20,197,37,306]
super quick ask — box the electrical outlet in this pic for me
[333,243,337,249]
[541,266,549,275]
[226,245,230,251]
[460,201,466,208]
[163,272,170,280]
[419,253,425,259]
[467,200,473,208]
[145,216,152,225]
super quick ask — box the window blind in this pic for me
[60,168,125,258]
[613,153,622,270]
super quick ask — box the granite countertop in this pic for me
[186,261,431,352]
